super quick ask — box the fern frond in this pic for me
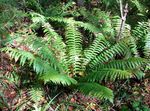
[30,13,67,70]
[84,33,110,65]
[76,83,113,102]
[144,32,150,58]
[30,12,46,28]
[84,69,132,82]
[93,9,114,38]
[1,47,35,66]
[78,8,114,38]
[42,23,68,72]
[132,22,149,40]
[134,70,145,79]
[132,21,150,58]
[127,36,139,57]
[42,22,66,51]
[1,47,54,74]
[65,22,83,74]
[78,7,99,26]
[98,57,146,70]
[131,0,147,14]
[32,57,53,74]
[39,68,77,86]
[28,87,44,103]
[89,41,128,68]
[48,16,100,34]
[30,13,65,50]
[47,16,68,24]
[75,21,100,33]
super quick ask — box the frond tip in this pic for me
[76,83,114,103]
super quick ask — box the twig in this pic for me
[119,0,123,18]
[117,2,129,41]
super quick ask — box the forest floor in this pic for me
[0,53,150,111]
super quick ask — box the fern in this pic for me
[89,40,129,68]
[83,58,146,82]
[65,21,83,75]
[1,10,148,103]
[131,0,147,14]
[30,13,69,74]
[132,21,150,58]
[75,21,100,33]
[127,36,139,57]
[84,33,110,65]
[48,16,100,34]
[76,83,113,103]
[78,8,114,38]
[0,2,25,36]
[1,47,35,66]
[98,57,146,70]
[39,68,77,85]
[84,69,132,82]
[144,32,150,58]
[28,87,44,103]
[1,47,45,74]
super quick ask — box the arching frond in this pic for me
[134,70,145,79]
[39,68,77,86]
[65,22,83,74]
[78,8,114,38]
[1,47,35,66]
[30,13,68,73]
[84,68,132,82]
[42,22,66,52]
[144,32,150,58]
[84,33,110,65]
[76,83,113,102]
[1,47,58,74]
[30,13,66,54]
[89,41,128,68]
[48,16,100,34]
[98,57,146,70]
[132,21,150,58]
[127,36,139,57]
[75,21,100,33]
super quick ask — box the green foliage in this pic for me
[89,40,128,68]
[76,83,114,103]
[2,11,147,102]
[78,8,114,38]
[0,0,149,108]
[99,57,146,70]
[84,68,132,82]
[65,21,83,74]
[84,33,110,64]
[0,1,25,37]
[132,21,150,70]
[28,87,44,102]
[0,77,10,109]
[39,70,77,85]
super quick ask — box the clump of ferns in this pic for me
[1,12,147,102]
